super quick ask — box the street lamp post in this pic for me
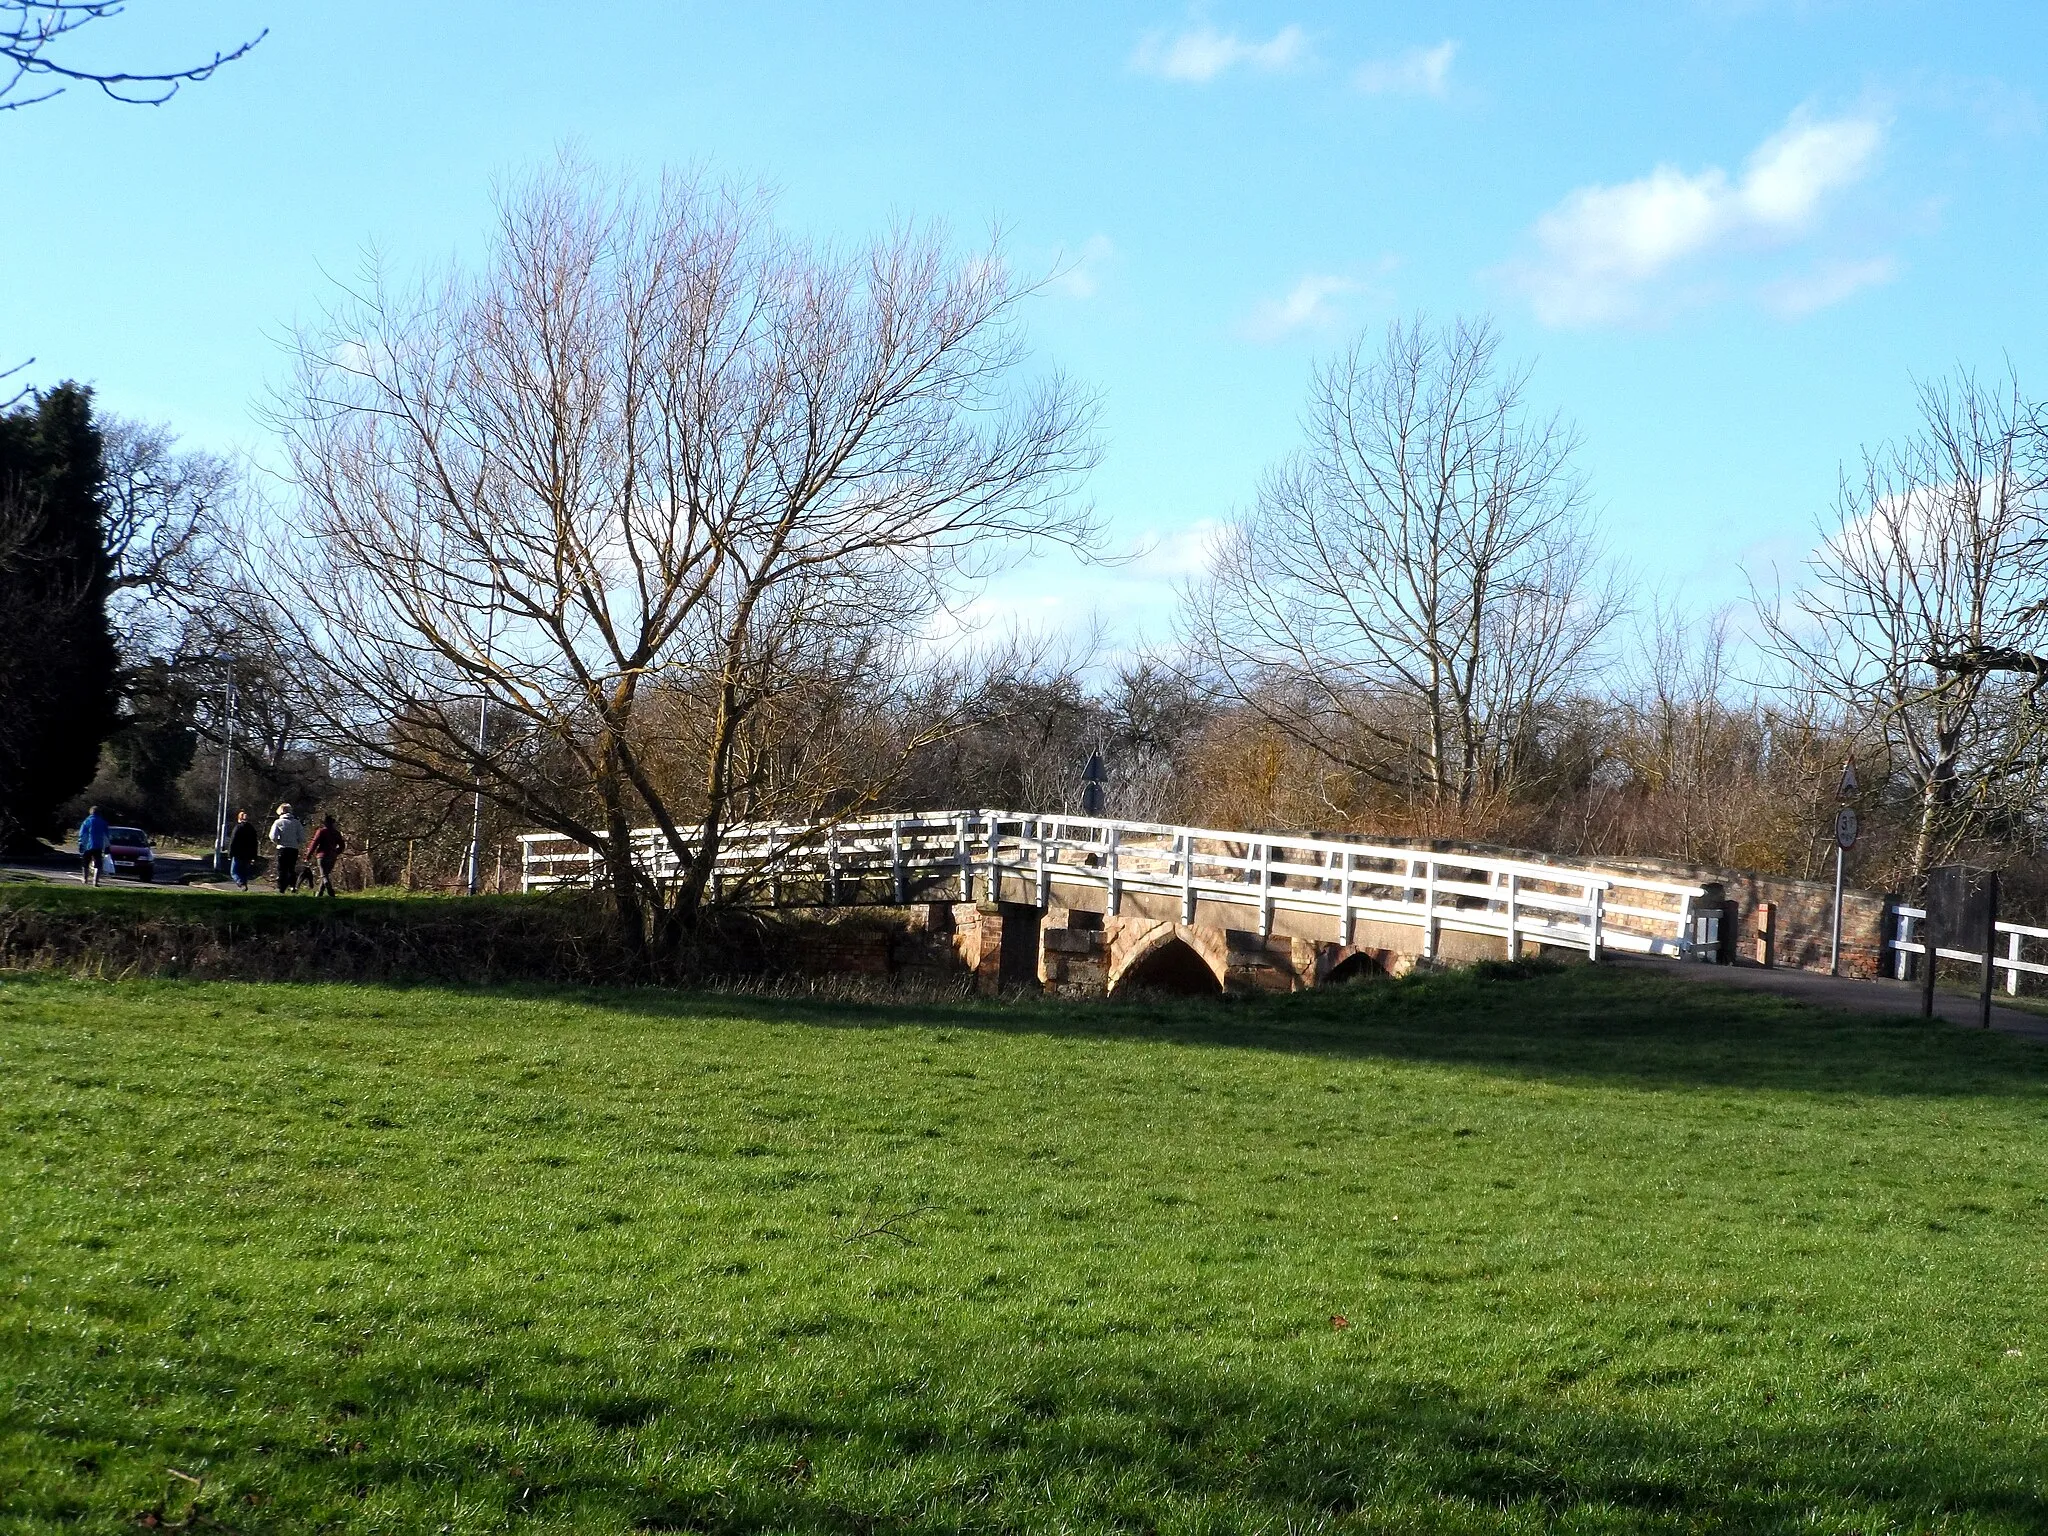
[212,662,236,873]
[465,691,486,895]
[1829,760,1859,977]
[465,586,498,896]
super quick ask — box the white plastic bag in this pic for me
[101,853,116,877]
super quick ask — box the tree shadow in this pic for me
[45,1341,2041,1532]
[545,962,2048,1100]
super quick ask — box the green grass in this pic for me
[3,966,2046,1533]
[0,881,541,925]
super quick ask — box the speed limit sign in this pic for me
[1835,807,1859,849]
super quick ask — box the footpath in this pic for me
[1610,953,2048,1045]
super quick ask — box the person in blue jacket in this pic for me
[77,805,110,886]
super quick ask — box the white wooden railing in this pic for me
[1889,905,2048,995]
[520,810,1707,962]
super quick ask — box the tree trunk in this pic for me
[1912,762,1955,877]
[593,743,647,967]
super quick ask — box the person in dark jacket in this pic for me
[77,806,110,885]
[307,814,345,897]
[226,811,260,891]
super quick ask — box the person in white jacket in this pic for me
[268,804,307,894]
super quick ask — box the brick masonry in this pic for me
[1706,871,1891,979]
[783,845,1900,992]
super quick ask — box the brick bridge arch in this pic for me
[1107,919,1228,996]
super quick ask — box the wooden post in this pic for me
[1341,848,1356,947]
[2008,928,2022,997]
[1588,881,1605,960]
[1422,857,1438,961]
[1756,901,1775,967]
[1920,908,1937,1019]
[986,812,1001,904]
[1107,826,1122,917]
[827,829,840,906]
[1036,817,1050,908]
[1979,873,1999,1029]
[957,813,972,903]
[1181,832,1196,925]
[891,818,906,905]
[1258,841,1272,938]
[1506,872,1520,962]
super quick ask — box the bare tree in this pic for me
[264,163,1098,961]
[1761,369,2048,876]
[2,1,263,110]
[1180,315,1617,833]
[97,416,234,652]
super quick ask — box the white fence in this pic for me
[1889,905,2048,995]
[520,810,1708,963]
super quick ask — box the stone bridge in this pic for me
[521,811,1712,996]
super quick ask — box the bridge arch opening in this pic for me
[1321,951,1386,985]
[1111,934,1223,998]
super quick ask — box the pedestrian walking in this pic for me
[308,814,346,897]
[227,810,260,891]
[77,805,110,886]
[268,803,306,894]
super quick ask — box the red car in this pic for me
[105,826,156,882]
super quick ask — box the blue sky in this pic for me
[5,0,2046,647]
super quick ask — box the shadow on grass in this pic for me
[544,962,2048,1100]
[10,958,2043,1099]
[21,1342,2042,1531]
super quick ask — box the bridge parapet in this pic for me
[519,810,1708,978]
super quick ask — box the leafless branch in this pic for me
[1178,314,1617,835]
[254,158,1100,964]
[1,1,264,110]
[1756,367,2048,876]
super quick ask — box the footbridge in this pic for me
[520,811,1711,996]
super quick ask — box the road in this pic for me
[0,848,240,892]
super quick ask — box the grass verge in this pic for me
[3,964,2046,1532]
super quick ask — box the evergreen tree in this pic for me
[0,384,117,848]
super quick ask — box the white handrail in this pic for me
[516,808,1704,963]
[1889,905,2047,995]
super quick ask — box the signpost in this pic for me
[1079,752,1108,818]
[1829,763,1858,976]
[1920,865,2000,1028]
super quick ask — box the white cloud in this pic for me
[1130,519,1226,579]
[1131,23,1308,83]
[1242,273,1361,341]
[927,522,1225,661]
[1049,234,1115,300]
[1739,115,1884,228]
[1503,111,1886,326]
[1353,40,1457,98]
[1764,255,1900,317]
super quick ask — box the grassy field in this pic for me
[3,964,2046,1533]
